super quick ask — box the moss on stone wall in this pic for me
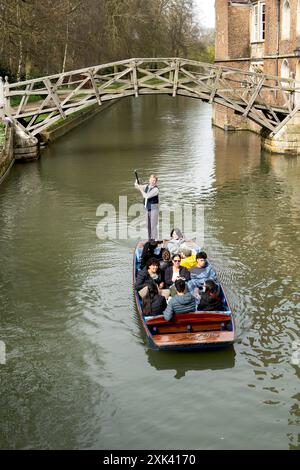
[0,122,5,148]
[0,124,14,183]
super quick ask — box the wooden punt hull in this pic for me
[133,240,235,351]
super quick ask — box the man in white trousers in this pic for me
[135,174,159,240]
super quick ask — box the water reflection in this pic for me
[1,95,300,449]
[213,127,262,187]
[264,152,300,215]
[133,293,236,379]
[147,347,236,379]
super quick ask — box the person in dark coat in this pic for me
[159,249,172,280]
[197,280,224,311]
[164,254,191,288]
[163,279,196,321]
[142,281,167,316]
[135,258,164,292]
[140,240,162,269]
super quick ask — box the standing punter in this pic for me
[135,174,159,240]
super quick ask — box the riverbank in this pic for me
[0,123,14,184]
[0,100,116,185]
[40,101,115,144]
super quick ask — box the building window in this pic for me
[297,0,300,35]
[251,2,266,42]
[281,59,290,78]
[282,0,291,40]
[261,3,266,40]
[281,59,290,79]
[281,59,290,89]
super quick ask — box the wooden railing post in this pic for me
[3,76,11,117]
[172,59,180,97]
[132,60,139,97]
[209,67,222,103]
[89,69,102,106]
[169,60,174,82]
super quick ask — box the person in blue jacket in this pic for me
[187,251,218,301]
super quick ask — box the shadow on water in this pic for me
[146,347,236,379]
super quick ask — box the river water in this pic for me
[0,96,299,450]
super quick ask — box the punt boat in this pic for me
[133,240,235,351]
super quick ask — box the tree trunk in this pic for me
[16,3,23,81]
[62,16,69,74]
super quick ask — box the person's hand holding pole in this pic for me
[134,170,140,185]
[134,169,143,191]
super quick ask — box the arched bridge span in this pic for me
[1,58,300,137]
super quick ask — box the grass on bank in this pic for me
[10,94,43,108]
[47,104,96,130]
[22,103,96,132]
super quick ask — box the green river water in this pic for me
[0,96,299,449]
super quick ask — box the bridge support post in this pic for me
[212,104,261,133]
[13,128,39,162]
[261,111,300,155]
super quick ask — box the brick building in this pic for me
[214,0,300,132]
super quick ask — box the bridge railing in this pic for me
[2,58,300,136]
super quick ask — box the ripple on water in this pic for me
[0,96,300,449]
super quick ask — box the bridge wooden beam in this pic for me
[209,69,222,104]
[242,76,265,117]
[269,104,300,137]
[25,75,65,130]
[180,67,212,93]
[4,58,299,137]
[172,60,180,97]
[89,71,102,105]
[257,97,281,124]
[44,78,66,119]
[99,66,133,91]
[16,83,33,117]
[131,61,139,97]
[60,76,91,107]
[137,65,174,87]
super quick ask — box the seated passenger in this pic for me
[159,249,172,278]
[140,240,162,269]
[197,280,224,311]
[135,258,164,293]
[166,228,187,255]
[187,251,218,294]
[142,281,167,316]
[163,279,196,321]
[164,254,191,288]
[179,247,197,269]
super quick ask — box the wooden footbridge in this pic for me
[1,58,300,138]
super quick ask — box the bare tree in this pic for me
[0,0,215,79]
